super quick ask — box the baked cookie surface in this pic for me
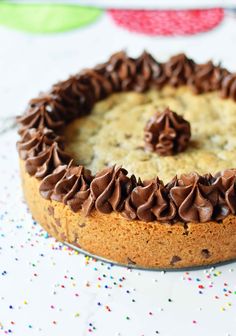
[64,86,236,182]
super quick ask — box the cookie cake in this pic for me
[17,51,236,268]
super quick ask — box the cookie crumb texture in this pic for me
[20,160,236,269]
[64,86,236,183]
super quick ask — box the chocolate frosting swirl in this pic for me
[105,51,137,91]
[122,178,176,222]
[25,142,71,179]
[40,163,92,211]
[215,169,236,217]
[39,164,68,199]
[144,108,191,156]
[83,166,134,215]
[17,128,63,160]
[170,173,215,222]
[18,95,65,135]
[133,51,166,92]
[188,62,229,94]
[77,69,113,102]
[51,76,94,118]
[165,54,195,87]
[220,73,236,101]
[17,51,236,223]
[169,171,236,222]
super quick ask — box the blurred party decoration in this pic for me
[0,3,102,33]
[108,9,224,36]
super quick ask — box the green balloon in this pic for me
[0,3,103,33]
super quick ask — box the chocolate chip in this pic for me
[201,249,210,259]
[183,223,189,235]
[72,241,81,248]
[55,218,61,227]
[170,255,181,265]
[51,224,58,235]
[127,257,136,265]
[60,233,66,241]
[47,206,54,217]
[79,222,86,228]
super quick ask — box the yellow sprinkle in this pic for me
[221,307,226,311]
[74,312,80,317]
[23,300,28,305]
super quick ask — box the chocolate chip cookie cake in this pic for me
[17,52,236,268]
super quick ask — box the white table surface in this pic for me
[0,10,236,336]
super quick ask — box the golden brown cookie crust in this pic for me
[20,159,236,269]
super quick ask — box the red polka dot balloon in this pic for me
[108,9,224,36]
